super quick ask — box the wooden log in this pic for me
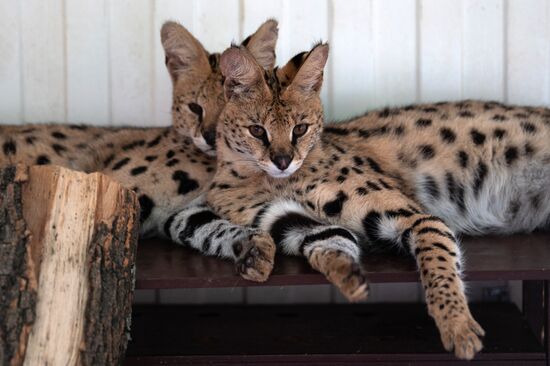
[0,165,139,366]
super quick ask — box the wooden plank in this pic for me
[372,0,417,108]
[152,0,195,126]
[507,0,550,106]
[419,0,462,102]
[462,0,505,101]
[135,232,550,289]
[109,0,154,126]
[0,0,22,123]
[334,282,422,303]
[331,0,374,120]
[20,0,66,123]
[65,0,110,125]
[246,285,331,304]
[133,290,157,305]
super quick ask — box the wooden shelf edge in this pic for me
[135,233,550,289]
[134,270,550,290]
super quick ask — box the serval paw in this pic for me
[311,249,369,302]
[336,260,369,302]
[233,231,275,282]
[439,312,485,360]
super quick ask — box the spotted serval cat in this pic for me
[0,20,280,282]
[207,43,550,359]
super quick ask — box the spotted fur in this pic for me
[204,44,550,360]
[0,20,280,281]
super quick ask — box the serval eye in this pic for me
[293,124,308,137]
[188,103,203,116]
[249,125,266,139]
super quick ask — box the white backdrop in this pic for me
[0,0,542,304]
[1,0,550,126]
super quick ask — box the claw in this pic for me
[438,313,485,360]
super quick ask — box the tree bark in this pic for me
[0,165,139,366]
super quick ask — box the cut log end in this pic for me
[0,165,139,366]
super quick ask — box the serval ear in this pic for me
[161,21,211,83]
[284,43,329,98]
[241,19,278,71]
[220,46,269,101]
[276,50,309,88]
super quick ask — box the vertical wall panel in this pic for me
[20,0,66,123]
[462,0,504,101]
[194,0,241,51]
[276,0,292,67]
[109,0,154,126]
[419,0,463,102]
[287,0,331,118]
[0,0,22,123]
[331,0,374,120]
[66,0,110,125]
[153,0,196,126]
[372,0,417,108]
[507,0,550,105]
[242,0,286,59]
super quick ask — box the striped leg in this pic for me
[384,213,484,359]
[254,199,368,301]
[160,196,275,282]
[317,189,485,360]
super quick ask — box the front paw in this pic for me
[310,249,369,302]
[333,259,369,302]
[439,312,485,360]
[233,231,275,282]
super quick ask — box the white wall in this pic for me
[1,0,550,126]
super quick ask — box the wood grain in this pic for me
[0,165,139,366]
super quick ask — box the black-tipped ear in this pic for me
[285,43,329,96]
[161,21,211,83]
[220,47,267,101]
[241,19,278,71]
[276,51,309,88]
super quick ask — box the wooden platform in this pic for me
[135,232,550,288]
[127,231,550,365]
